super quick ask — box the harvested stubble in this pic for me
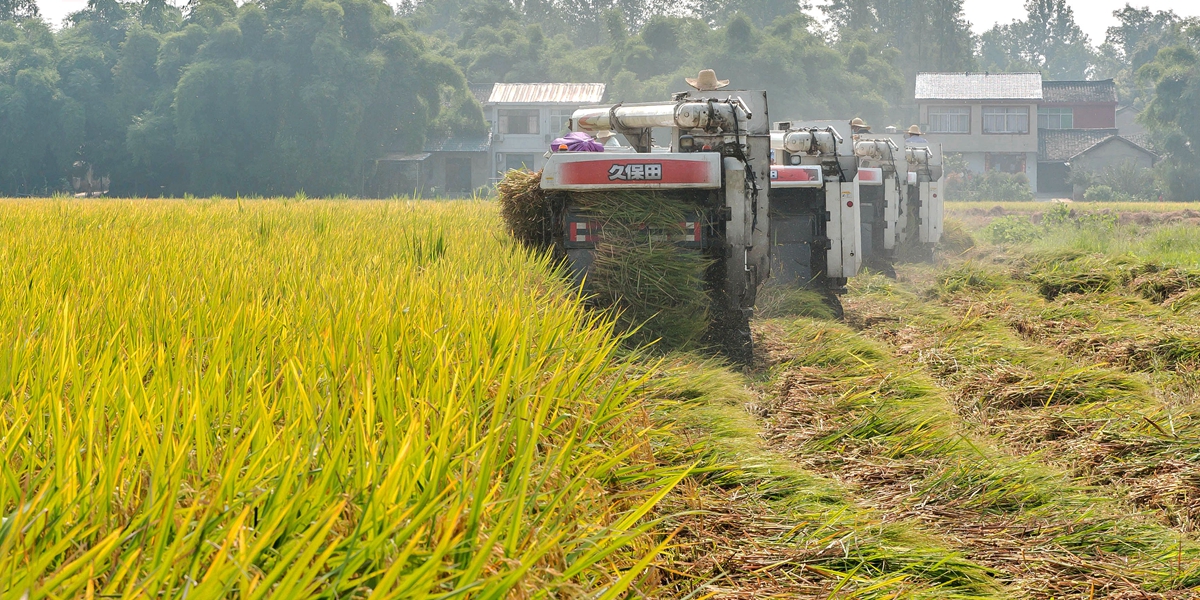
[0,198,687,598]
[845,240,1200,544]
[644,354,1004,598]
[497,169,714,350]
[751,317,1200,598]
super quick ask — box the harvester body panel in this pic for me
[541,153,722,190]
[770,165,824,188]
[838,181,863,277]
[883,177,900,250]
[911,143,944,245]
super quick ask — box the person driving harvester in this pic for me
[685,69,730,91]
[904,125,928,145]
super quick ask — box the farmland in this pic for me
[8,198,1200,598]
[0,199,681,598]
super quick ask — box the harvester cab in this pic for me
[768,121,862,305]
[538,90,771,362]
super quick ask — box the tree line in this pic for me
[0,0,1197,198]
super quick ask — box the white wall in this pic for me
[918,102,1039,154]
[921,102,1040,192]
[487,103,585,178]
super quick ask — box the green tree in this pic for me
[0,19,82,194]
[1137,21,1200,200]
[0,0,37,21]
[979,0,1094,79]
[0,0,483,196]
[1096,5,1181,110]
[825,0,974,117]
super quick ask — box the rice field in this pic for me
[10,196,1200,599]
[0,199,683,598]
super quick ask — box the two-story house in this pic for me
[915,72,1043,191]
[483,82,606,179]
[915,73,1157,198]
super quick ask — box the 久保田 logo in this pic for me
[608,163,663,181]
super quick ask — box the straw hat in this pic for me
[686,69,730,91]
[907,125,923,135]
[850,117,869,128]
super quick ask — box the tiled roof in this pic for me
[915,72,1043,100]
[1038,128,1160,162]
[1123,132,1153,151]
[487,83,606,104]
[378,152,431,162]
[1042,80,1117,104]
[1040,129,1117,161]
[468,83,494,105]
[424,132,492,153]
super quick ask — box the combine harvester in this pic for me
[521,82,885,360]
[771,120,945,284]
[539,89,772,361]
[766,122,862,315]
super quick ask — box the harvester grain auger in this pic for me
[539,90,771,363]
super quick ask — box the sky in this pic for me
[32,0,1200,42]
[962,0,1200,41]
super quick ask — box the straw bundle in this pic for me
[577,191,713,349]
[497,172,715,350]
[497,169,555,249]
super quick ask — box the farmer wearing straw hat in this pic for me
[686,69,730,91]
[850,117,871,135]
[904,124,928,145]
[596,130,621,148]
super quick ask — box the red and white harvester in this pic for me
[767,122,864,314]
[770,120,945,287]
[851,132,945,266]
[539,90,771,361]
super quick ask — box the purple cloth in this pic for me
[551,132,604,152]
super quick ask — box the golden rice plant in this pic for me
[0,198,686,598]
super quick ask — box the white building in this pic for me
[483,83,606,181]
[915,72,1042,192]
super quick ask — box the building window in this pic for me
[498,109,539,135]
[549,108,574,135]
[983,106,1029,134]
[1038,107,1074,130]
[927,106,971,133]
[985,153,1026,174]
[505,154,537,172]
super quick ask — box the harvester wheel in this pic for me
[822,291,845,320]
[713,307,754,365]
